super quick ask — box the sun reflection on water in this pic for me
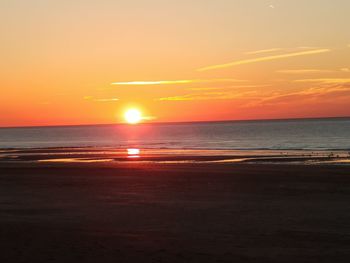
[127,148,140,158]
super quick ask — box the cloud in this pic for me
[188,84,270,91]
[157,84,269,101]
[111,79,244,85]
[294,78,350,84]
[247,85,350,107]
[298,46,322,49]
[188,87,223,91]
[246,48,282,55]
[197,49,330,72]
[95,98,120,102]
[158,91,256,101]
[277,69,333,74]
[142,116,157,121]
[84,96,119,102]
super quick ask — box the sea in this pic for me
[0,118,350,151]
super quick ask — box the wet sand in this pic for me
[1,162,350,262]
[1,147,350,164]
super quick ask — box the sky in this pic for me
[1,0,350,127]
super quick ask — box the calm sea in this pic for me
[0,118,350,150]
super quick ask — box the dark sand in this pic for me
[1,162,350,262]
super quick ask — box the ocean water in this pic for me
[0,118,350,150]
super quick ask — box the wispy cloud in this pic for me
[294,78,350,84]
[84,96,119,102]
[197,49,330,72]
[189,84,270,91]
[278,68,350,74]
[246,48,282,55]
[188,87,223,91]
[298,46,322,49]
[158,91,256,101]
[111,79,244,85]
[246,85,350,107]
[277,69,333,74]
[95,98,120,102]
[142,116,157,121]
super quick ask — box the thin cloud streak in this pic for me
[197,49,331,72]
[189,85,270,91]
[84,96,119,102]
[142,116,157,121]
[95,98,119,102]
[111,79,244,85]
[277,69,333,74]
[158,91,256,101]
[295,78,350,84]
[245,85,350,107]
[246,48,282,55]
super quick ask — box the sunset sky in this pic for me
[1,0,350,127]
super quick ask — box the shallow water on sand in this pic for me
[0,148,349,165]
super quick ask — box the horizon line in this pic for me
[1,115,349,129]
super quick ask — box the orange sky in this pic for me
[1,0,350,127]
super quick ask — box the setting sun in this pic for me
[124,109,142,124]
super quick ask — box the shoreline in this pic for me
[1,147,350,166]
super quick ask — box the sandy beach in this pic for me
[1,159,350,262]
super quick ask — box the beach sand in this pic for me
[1,161,350,262]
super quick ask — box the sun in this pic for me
[124,109,142,124]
